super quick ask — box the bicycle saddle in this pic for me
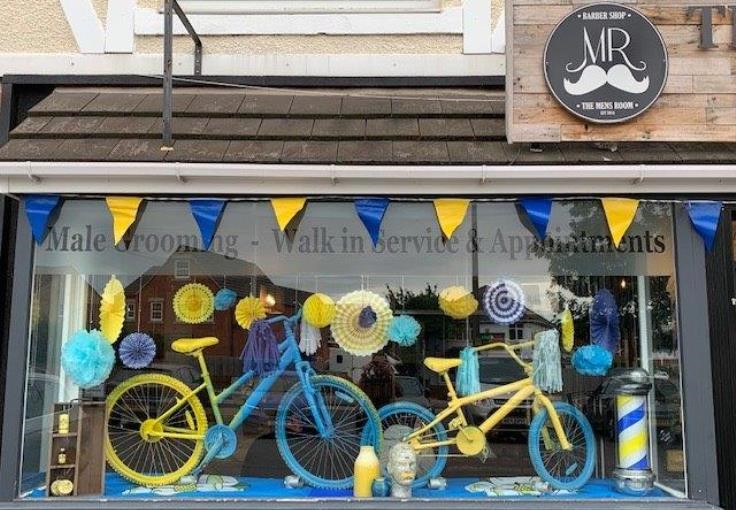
[171,337,219,354]
[424,357,461,374]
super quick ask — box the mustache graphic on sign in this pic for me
[564,63,650,95]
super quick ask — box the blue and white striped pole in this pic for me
[613,369,655,495]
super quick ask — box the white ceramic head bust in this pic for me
[387,442,417,498]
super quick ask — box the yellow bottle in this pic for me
[353,445,380,498]
[58,413,69,435]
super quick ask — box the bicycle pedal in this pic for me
[477,444,492,463]
[448,417,464,431]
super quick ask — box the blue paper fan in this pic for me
[589,289,620,353]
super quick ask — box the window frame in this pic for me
[149,299,164,323]
[174,259,191,280]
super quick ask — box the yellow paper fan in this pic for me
[560,308,574,352]
[303,293,336,328]
[173,283,214,324]
[330,290,391,356]
[438,286,478,319]
[235,296,266,330]
[99,276,126,343]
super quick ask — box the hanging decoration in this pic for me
[299,318,322,355]
[99,275,126,343]
[240,320,279,376]
[24,194,61,244]
[438,286,478,319]
[571,344,613,376]
[433,199,470,239]
[686,200,722,251]
[271,198,307,231]
[235,296,266,330]
[560,308,575,353]
[601,198,640,248]
[303,293,336,328]
[355,198,390,247]
[173,283,215,324]
[214,288,238,311]
[119,332,157,369]
[532,330,562,393]
[518,197,553,240]
[388,315,421,347]
[190,199,226,250]
[331,290,392,356]
[590,288,620,353]
[456,347,480,396]
[105,196,144,245]
[483,279,526,324]
[61,329,115,389]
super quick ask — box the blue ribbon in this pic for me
[24,195,61,244]
[519,197,553,239]
[686,201,722,251]
[355,198,390,247]
[190,199,226,250]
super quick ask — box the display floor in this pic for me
[27,473,669,500]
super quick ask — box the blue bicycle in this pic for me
[105,312,383,488]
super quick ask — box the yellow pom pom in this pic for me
[235,296,266,330]
[439,286,478,319]
[173,283,214,324]
[303,293,336,328]
[560,308,574,352]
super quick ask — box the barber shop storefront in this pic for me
[0,1,734,509]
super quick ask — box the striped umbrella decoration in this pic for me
[483,280,526,325]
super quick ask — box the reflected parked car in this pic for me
[470,355,532,432]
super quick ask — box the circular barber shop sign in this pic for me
[543,3,667,123]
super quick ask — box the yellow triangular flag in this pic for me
[271,198,307,231]
[433,199,470,239]
[105,197,143,245]
[601,198,640,247]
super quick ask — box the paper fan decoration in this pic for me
[388,315,421,347]
[438,286,478,319]
[235,296,266,330]
[214,288,238,311]
[560,308,574,352]
[331,290,391,356]
[303,293,336,328]
[173,283,214,324]
[99,276,126,343]
[483,280,525,325]
[119,332,156,369]
[590,289,620,353]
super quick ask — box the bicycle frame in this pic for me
[406,341,571,452]
[148,312,334,441]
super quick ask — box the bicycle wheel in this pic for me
[275,375,382,489]
[528,402,596,490]
[105,373,208,486]
[378,402,448,487]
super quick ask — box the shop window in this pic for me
[18,200,686,502]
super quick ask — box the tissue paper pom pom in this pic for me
[61,329,115,389]
[119,332,156,369]
[439,286,478,319]
[173,283,214,324]
[560,308,575,353]
[214,288,238,311]
[303,293,335,328]
[388,315,421,347]
[571,344,613,376]
[235,296,266,330]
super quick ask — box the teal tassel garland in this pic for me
[456,347,480,396]
[532,329,563,393]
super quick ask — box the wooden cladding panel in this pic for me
[506,0,736,142]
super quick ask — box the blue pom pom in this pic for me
[388,315,421,347]
[571,344,613,376]
[214,288,238,311]
[119,332,156,369]
[61,330,115,389]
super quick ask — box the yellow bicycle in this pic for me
[378,335,596,490]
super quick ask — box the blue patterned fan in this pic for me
[589,289,620,353]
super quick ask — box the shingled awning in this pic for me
[2,87,735,165]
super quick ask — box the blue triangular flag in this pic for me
[190,200,226,250]
[355,198,390,247]
[686,201,722,251]
[24,195,61,244]
[519,197,553,239]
